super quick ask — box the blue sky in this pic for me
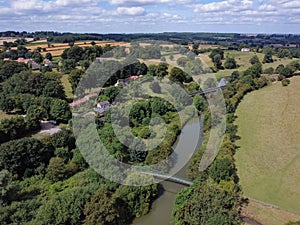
[0,0,300,34]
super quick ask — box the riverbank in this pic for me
[132,118,202,225]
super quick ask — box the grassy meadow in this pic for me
[235,76,300,217]
[61,74,74,99]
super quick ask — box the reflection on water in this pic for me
[132,181,184,225]
[132,118,203,225]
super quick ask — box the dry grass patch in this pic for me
[242,200,300,225]
[0,110,16,120]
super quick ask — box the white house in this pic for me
[241,48,251,52]
[97,101,110,109]
[95,101,111,114]
[217,78,227,88]
[44,59,54,67]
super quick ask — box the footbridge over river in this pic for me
[140,171,193,186]
[189,78,227,97]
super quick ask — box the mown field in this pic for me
[235,76,300,221]
[19,39,128,57]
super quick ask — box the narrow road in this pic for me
[38,121,61,135]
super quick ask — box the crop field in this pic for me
[235,76,300,217]
[0,37,34,45]
[20,40,128,57]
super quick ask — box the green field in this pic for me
[235,77,300,216]
[61,74,74,99]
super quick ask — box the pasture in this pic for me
[61,74,74,99]
[243,200,300,225]
[235,76,300,217]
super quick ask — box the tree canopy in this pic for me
[0,138,52,178]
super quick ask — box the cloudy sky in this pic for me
[0,0,300,34]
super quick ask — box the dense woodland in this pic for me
[0,32,300,225]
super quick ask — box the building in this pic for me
[95,101,111,115]
[31,61,41,70]
[97,101,110,110]
[44,59,54,67]
[241,48,251,52]
[217,78,227,88]
[17,58,32,64]
[69,92,98,108]
[115,79,128,87]
[114,75,143,87]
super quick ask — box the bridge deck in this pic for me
[140,171,193,186]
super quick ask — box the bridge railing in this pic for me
[139,170,193,186]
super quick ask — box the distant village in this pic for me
[3,57,53,70]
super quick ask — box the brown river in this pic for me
[132,118,202,225]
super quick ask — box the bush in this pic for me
[46,157,69,182]
[281,78,290,86]
[209,157,235,183]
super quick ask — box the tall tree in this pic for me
[156,63,168,78]
[42,80,66,99]
[224,57,237,69]
[37,187,92,225]
[172,181,241,225]
[213,54,223,69]
[115,173,158,217]
[46,157,69,182]
[69,69,84,93]
[84,186,130,225]
[0,60,28,82]
[209,48,224,60]
[263,48,273,63]
[0,138,52,178]
[250,55,260,65]
[50,99,71,123]
[45,52,53,60]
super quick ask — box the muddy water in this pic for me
[132,118,202,225]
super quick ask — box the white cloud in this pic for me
[110,0,191,6]
[258,4,276,11]
[280,0,300,8]
[194,0,253,13]
[0,0,300,33]
[56,0,100,6]
[0,7,10,15]
[11,0,52,11]
[117,6,145,15]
